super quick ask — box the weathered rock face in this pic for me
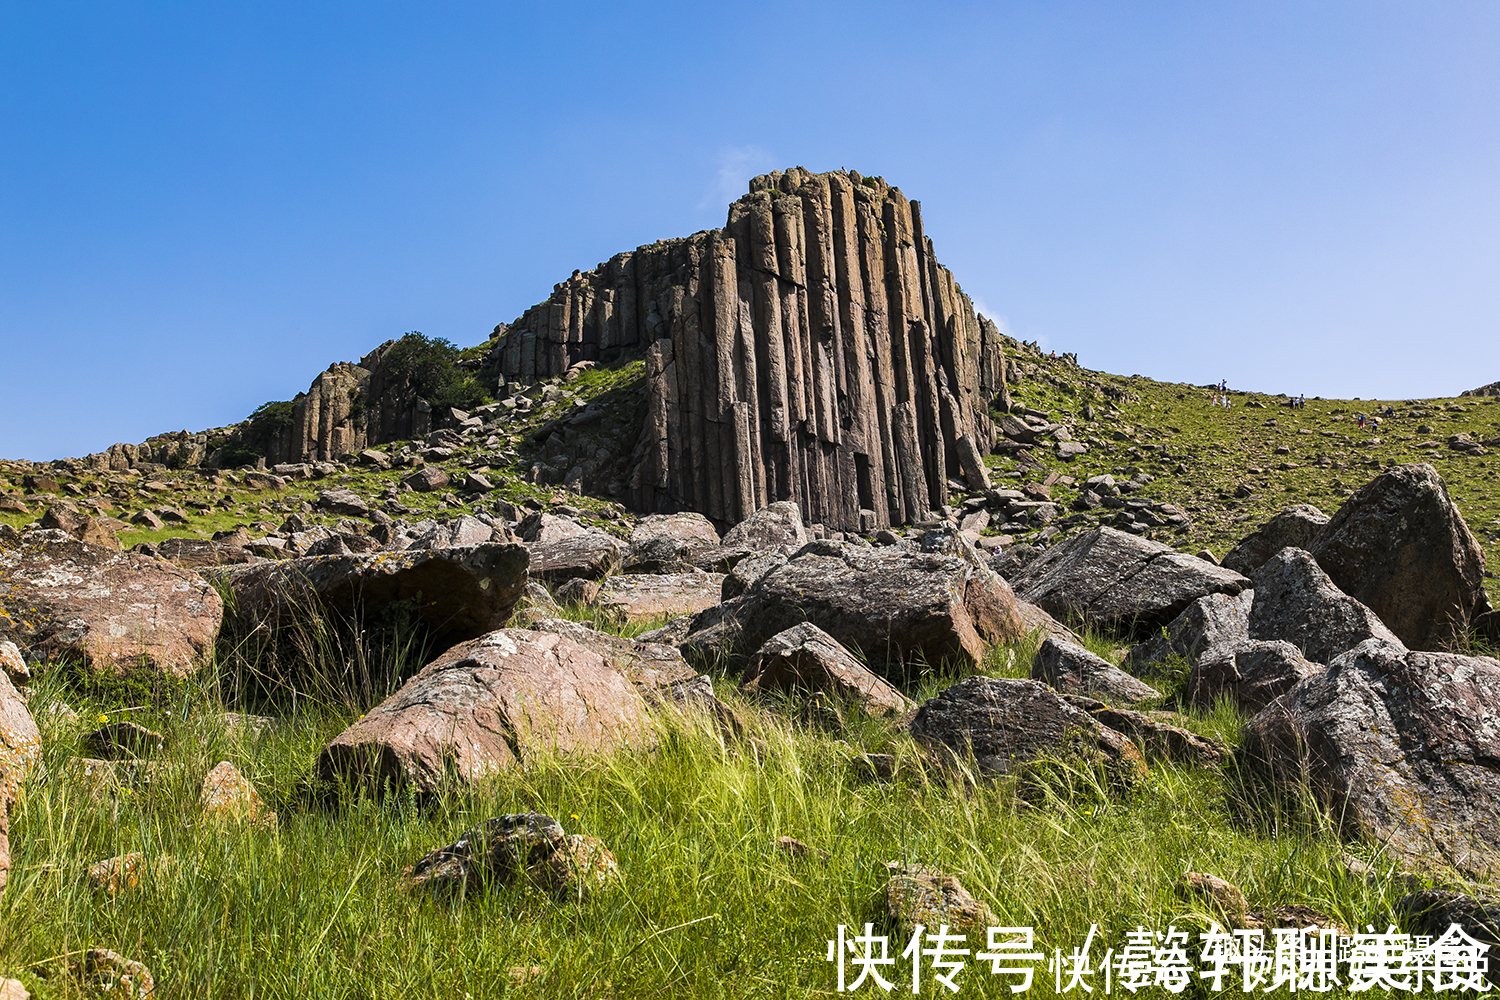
[1248,548,1402,666]
[317,629,648,794]
[1009,527,1250,633]
[1306,463,1489,651]
[222,543,529,649]
[1220,505,1329,577]
[597,572,725,624]
[718,501,810,557]
[1241,638,1500,873]
[1,671,40,894]
[486,168,1007,534]
[1124,590,1254,673]
[626,512,721,572]
[743,623,914,716]
[0,530,223,676]
[290,363,370,463]
[681,540,1024,675]
[1187,640,1319,713]
[909,676,1146,784]
[525,531,629,583]
[522,618,697,691]
[1031,638,1160,705]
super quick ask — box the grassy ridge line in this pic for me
[991,354,1500,605]
[1,612,1412,999]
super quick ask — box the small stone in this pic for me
[1176,872,1247,924]
[85,852,177,895]
[773,835,829,862]
[198,761,276,827]
[76,949,155,999]
[884,863,996,937]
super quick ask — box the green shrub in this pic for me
[380,332,493,412]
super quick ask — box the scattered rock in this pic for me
[316,629,649,795]
[81,721,165,760]
[0,530,223,677]
[199,761,275,826]
[405,812,617,901]
[626,513,721,572]
[1397,890,1500,948]
[909,677,1146,785]
[1088,706,1224,768]
[0,979,28,1000]
[220,542,529,650]
[884,862,997,937]
[522,617,698,691]
[598,572,725,624]
[526,833,621,902]
[1248,548,1402,665]
[402,467,450,492]
[76,949,155,999]
[743,624,914,716]
[155,536,256,569]
[1176,872,1247,924]
[85,852,177,894]
[1241,637,1500,873]
[525,531,629,583]
[1031,638,1160,705]
[1187,640,1319,713]
[719,501,810,557]
[554,577,601,606]
[1124,590,1253,673]
[720,551,787,600]
[0,641,28,683]
[1307,463,1490,651]
[1220,504,1329,576]
[1009,527,1249,634]
[516,511,589,543]
[317,488,370,517]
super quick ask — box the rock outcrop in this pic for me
[1248,548,1402,665]
[1242,638,1500,873]
[0,529,223,676]
[1306,463,1489,651]
[742,623,914,716]
[1009,527,1249,633]
[486,168,1007,534]
[1220,504,1329,577]
[1030,638,1160,705]
[317,629,648,794]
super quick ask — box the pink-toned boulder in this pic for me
[316,629,649,794]
[0,529,222,676]
[1,671,41,894]
[744,624,914,716]
[598,572,725,624]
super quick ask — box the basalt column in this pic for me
[485,167,1005,533]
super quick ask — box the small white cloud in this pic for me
[702,145,777,211]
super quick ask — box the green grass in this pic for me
[1,620,1438,999]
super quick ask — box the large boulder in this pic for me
[1242,637,1500,872]
[1,671,41,894]
[1124,590,1254,673]
[222,543,528,649]
[317,629,649,794]
[1187,640,1319,713]
[718,501,810,557]
[1220,505,1330,577]
[909,676,1146,785]
[743,624,914,716]
[598,572,725,624]
[1248,548,1402,665]
[1008,527,1249,633]
[1307,464,1489,651]
[0,529,223,676]
[522,618,698,691]
[155,535,257,569]
[1031,638,1160,705]
[626,513,721,572]
[679,540,1025,675]
[525,531,629,584]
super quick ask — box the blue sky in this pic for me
[3,2,1498,460]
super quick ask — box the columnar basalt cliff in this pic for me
[486,167,1008,533]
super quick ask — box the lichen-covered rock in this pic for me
[405,812,565,895]
[743,623,914,716]
[719,502,810,557]
[1124,590,1254,673]
[1088,706,1224,768]
[198,761,275,827]
[1248,548,1402,665]
[1307,463,1489,651]
[1241,637,1500,873]
[626,513,721,572]
[1176,872,1248,924]
[884,863,997,937]
[527,833,621,902]
[221,542,528,649]
[523,617,698,691]
[0,641,27,682]
[0,529,223,677]
[909,676,1146,785]
[720,551,786,600]
[1009,527,1249,633]
[316,629,648,795]
[84,852,178,894]
[76,949,154,999]
[598,571,724,624]
[1397,890,1500,948]
[1220,504,1330,577]
[1031,638,1160,705]
[525,531,629,583]
[1187,639,1319,713]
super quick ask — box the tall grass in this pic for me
[2,621,1421,998]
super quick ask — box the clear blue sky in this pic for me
[3,2,1498,461]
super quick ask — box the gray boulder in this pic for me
[598,571,724,624]
[1241,637,1500,871]
[525,531,629,584]
[222,542,528,649]
[1009,527,1249,633]
[1307,464,1489,651]
[317,629,648,795]
[1248,548,1402,665]
[720,552,787,600]
[1124,590,1254,672]
[1397,890,1500,949]
[1031,638,1160,705]
[743,624,914,717]
[909,676,1146,785]
[1187,640,1319,713]
[719,501,809,557]
[626,513,721,572]
[1221,505,1329,577]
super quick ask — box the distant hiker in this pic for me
[1298,394,1305,409]
[1357,413,1366,430]
[1211,394,1218,407]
